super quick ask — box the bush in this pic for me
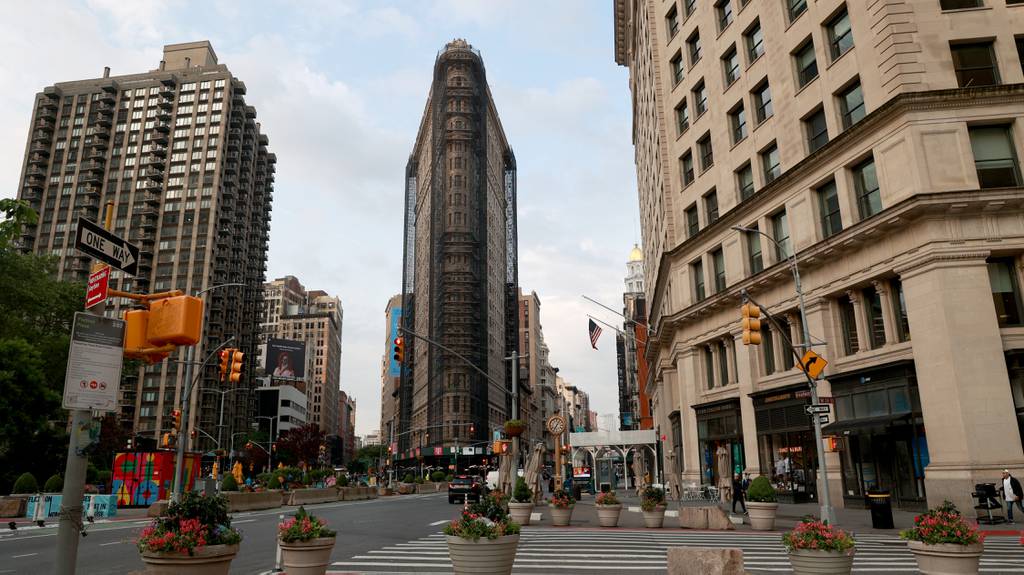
[338,475,349,487]
[596,491,620,506]
[512,477,532,503]
[221,474,239,492]
[641,486,665,512]
[86,463,99,484]
[414,476,425,484]
[745,476,776,503]
[256,472,272,486]
[97,470,112,487]
[446,473,454,482]
[402,473,414,483]
[783,518,855,553]
[267,475,282,489]
[43,474,64,493]
[430,471,446,482]
[899,501,979,546]
[11,472,39,494]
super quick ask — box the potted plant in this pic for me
[782,518,856,574]
[745,476,778,530]
[595,491,622,527]
[137,491,242,574]
[900,501,983,574]
[444,492,521,575]
[509,477,534,526]
[640,486,666,528]
[278,506,337,575]
[548,488,574,526]
[503,419,526,437]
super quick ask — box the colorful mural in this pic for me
[112,451,200,507]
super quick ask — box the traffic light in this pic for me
[245,441,253,450]
[172,409,182,432]
[392,336,404,363]
[162,433,171,448]
[741,303,762,345]
[228,350,244,383]
[219,348,232,382]
[469,423,475,434]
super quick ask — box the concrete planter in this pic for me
[224,490,282,512]
[788,548,855,574]
[397,483,415,495]
[746,501,778,531]
[288,487,338,506]
[549,505,573,526]
[280,536,336,575]
[596,504,622,527]
[907,541,984,574]
[642,505,666,528]
[446,534,519,575]
[508,502,533,525]
[140,543,238,575]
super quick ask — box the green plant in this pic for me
[256,472,272,485]
[11,472,38,494]
[745,475,776,503]
[414,476,425,484]
[641,486,666,512]
[267,475,282,489]
[446,473,454,482]
[338,475,349,487]
[782,518,855,553]
[549,489,574,509]
[430,470,446,482]
[503,419,526,435]
[443,507,521,541]
[596,491,620,506]
[137,492,241,555]
[43,474,63,493]
[512,477,533,503]
[278,506,336,543]
[899,501,979,546]
[402,473,414,483]
[97,470,112,487]
[220,474,238,492]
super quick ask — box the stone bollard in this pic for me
[667,547,745,575]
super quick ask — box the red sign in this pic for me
[86,266,110,309]
[433,447,443,456]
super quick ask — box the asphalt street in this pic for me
[0,492,453,574]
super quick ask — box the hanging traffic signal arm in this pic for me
[115,288,203,363]
[741,290,826,388]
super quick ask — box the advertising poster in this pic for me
[266,338,306,379]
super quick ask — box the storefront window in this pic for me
[696,405,743,487]
[758,431,815,500]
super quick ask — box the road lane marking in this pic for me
[233,519,257,524]
[428,520,448,526]
[99,541,122,546]
[12,553,38,558]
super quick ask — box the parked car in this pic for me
[448,475,482,504]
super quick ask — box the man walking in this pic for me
[1001,469,1023,523]
[731,473,747,515]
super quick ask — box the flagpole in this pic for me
[582,294,655,336]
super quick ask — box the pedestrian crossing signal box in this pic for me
[147,295,203,346]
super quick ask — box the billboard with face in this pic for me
[266,338,306,379]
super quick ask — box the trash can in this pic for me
[867,490,894,529]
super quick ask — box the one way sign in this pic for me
[75,219,139,275]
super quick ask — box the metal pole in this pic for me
[511,351,519,471]
[171,344,196,503]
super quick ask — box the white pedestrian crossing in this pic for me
[331,528,1024,573]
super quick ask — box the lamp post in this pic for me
[229,431,249,468]
[732,225,835,525]
[255,415,277,472]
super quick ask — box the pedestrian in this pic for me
[1000,469,1024,523]
[731,473,747,515]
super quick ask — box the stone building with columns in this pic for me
[614,0,1024,512]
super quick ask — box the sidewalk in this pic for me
[2,505,150,527]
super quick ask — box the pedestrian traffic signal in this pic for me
[162,433,172,448]
[393,337,404,363]
[172,409,182,432]
[741,303,762,345]
[219,348,232,382]
[228,350,244,383]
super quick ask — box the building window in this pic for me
[693,80,708,116]
[989,258,1023,326]
[737,163,755,201]
[675,100,690,135]
[671,52,685,85]
[717,0,733,32]
[795,40,819,88]
[969,125,1021,188]
[718,340,730,386]
[685,203,700,237]
[712,247,726,293]
[952,42,1000,87]
[805,107,829,153]
[666,4,680,38]
[705,346,716,389]
[838,80,866,130]
[704,189,720,224]
[771,209,791,260]
[940,0,983,9]
[688,30,702,66]
[827,6,854,61]
[891,278,911,342]
[761,143,781,184]
[681,151,695,186]
[762,321,776,374]
[746,224,764,273]
[1017,37,1024,75]
[776,316,795,370]
[723,46,740,86]
[853,157,882,219]
[787,0,807,23]
[753,81,773,124]
[684,0,696,16]
[817,180,843,238]
[729,103,747,144]
[838,296,859,355]
[693,259,706,302]
[745,20,765,63]
[864,285,886,349]
[698,133,714,171]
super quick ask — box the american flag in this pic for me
[588,318,603,350]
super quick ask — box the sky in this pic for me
[0,0,641,436]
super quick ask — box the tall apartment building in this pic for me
[15,41,274,444]
[617,245,653,430]
[380,294,403,452]
[339,391,356,464]
[398,39,519,462]
[614,0,1024,512]
[518,290,544,448]
[261,275,343,435]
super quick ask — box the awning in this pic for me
[822,413,911,434]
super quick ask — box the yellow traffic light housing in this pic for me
[147,295,203,346]
[228,350,244,383]
[741,303,762,345]
[392,336,405,364]
[219,348,232,382]
[172,409,182,432]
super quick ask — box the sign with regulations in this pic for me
[75,219,139,275]
[62,312,125,412]
[818,415,830,424]
[86,266,110,309]
[797,350,828,379]
[805,404,831,415]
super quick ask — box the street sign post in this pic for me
[62,312,125,413]
[805,404,831,415]
[75,219,139,275]
[86,266,110,309]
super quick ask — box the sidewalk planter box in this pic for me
[288,488,338,506]
[596,504,622,527]
[907,541,983,574]
[378,486,393,496]
[224,490,281,512]
[746,501,778,531]
[0,495,29,518]
[549,505,573,526]
[509,502,533,526]
[446,534,519,575]
[280,536,336,575]
[788,549,854,575]
[397,483,415,495]
[140,543,238,575]
[678,506,708,529]
[642,505,666,528]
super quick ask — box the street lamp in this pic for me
[201,387,249,453]
[731,225,835,525]
[255,415,277,472]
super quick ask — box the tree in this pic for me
[274,423,326,468]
